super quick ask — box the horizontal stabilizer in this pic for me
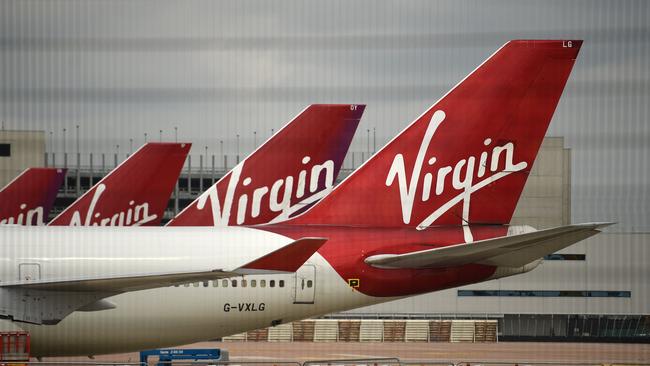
[365,223,612,269]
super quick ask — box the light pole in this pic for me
[201,146,208,192]
[62,128,67,191]
[159,129,163,142]
[63,128,67,168]
[49,131,53,165]
[366,129,370,159]
[236,134,240,164]
[174,126,178,142]
[254,131,257,147]
[373,127,376,153]
[144,132,148,143]
[220,140,224,171]
[75,125,80,195]
[129,138,133,155]
[76,125,80,165]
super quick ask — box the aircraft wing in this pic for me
[364,223,612,269]
[0,237,326,325]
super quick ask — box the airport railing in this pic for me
[5,359,650,366]
[457,364,647,366]
[0,363,145,366]
[304,358,404,366]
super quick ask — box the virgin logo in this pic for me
[68,184,157,226]
[0,205,44,225]
[195,156,335,225]
[385,110,528,242]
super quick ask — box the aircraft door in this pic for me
[18,263,41,281]
[294,264,315,304]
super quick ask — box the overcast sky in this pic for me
[1,0,648,231]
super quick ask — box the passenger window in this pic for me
[307,280,313,288]
[222,279,229,287]
[270,280,275,288]
[251,279,257,287]
[203,281,209,288]
[193,282,199,287]
[213,280,218,287]
[260,280,266,288]
[242,279,247,288]
[183,283,190,287]
[279,280,285,288]
[232,280,237,287]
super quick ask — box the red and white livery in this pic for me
[168,104,364,227]
[0,168,66,226]
[0,40,608,357]
[49,143,190,227]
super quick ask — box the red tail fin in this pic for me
[168,104,364,226]
[0,168,66,225]
[49,143,190,226]
[291,40,582,233]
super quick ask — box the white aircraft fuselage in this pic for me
[0,226,382,357]
[19,252,376,356]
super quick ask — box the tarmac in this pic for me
[47,341,650,364]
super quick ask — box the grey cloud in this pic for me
[1,0,649,231]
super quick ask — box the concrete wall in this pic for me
[510,137,571,229]
[0,130,46,188]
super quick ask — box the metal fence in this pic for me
[321,314,650,343]
[4,359,649,366]
[42,150,370,220]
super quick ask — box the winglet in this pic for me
[239,237,327,273]
[574,222,615,230]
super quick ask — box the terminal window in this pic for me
[458,290,631,298]
[543,253,586,260]
[0,143,10,157]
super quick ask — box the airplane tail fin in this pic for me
[49,143,190,226]
[290,40,582,234]
[0,168,66,225]
[168,104,364,226]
